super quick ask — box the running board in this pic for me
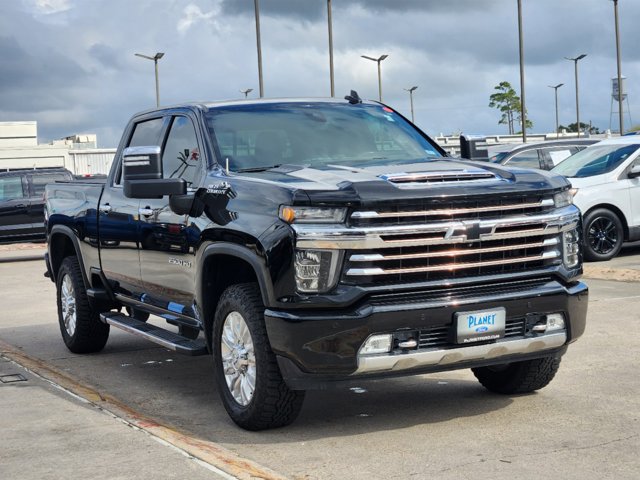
[100,312,207,356]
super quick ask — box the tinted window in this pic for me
[206,103,442,171]
[31,174,70,197]
[162,116,200,187]
[0,176,25,201]
[128,118,164,147]
[505,149,540,168]
[552,143,640,178]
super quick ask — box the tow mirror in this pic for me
[628,164,640,179]
[122,146,186,198]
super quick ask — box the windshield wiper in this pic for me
[235,164,282,173]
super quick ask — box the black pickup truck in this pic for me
[45,96,588,430]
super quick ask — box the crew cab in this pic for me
[45,96,588,430]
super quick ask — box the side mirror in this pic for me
[628,164,640,179]
[122,146,186,198]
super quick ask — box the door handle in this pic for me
[139,207,154,217]
[99,204,112,213]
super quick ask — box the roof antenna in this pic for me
[345,90,362,104]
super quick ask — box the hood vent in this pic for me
[380,170,496,185]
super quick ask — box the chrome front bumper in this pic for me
[355,331,567,375]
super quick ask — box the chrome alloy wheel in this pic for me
[220,311,256,406]
[60,274,77,337]
[588,216,618,255]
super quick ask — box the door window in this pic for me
[162,116,200,187]
[505,149,540,169]
[0,177,25,201]
[128,117,165,147]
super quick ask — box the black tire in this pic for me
[56,256,110,353]
[212,283,305,430]
[583,208,624,262]
[472,356,561,394]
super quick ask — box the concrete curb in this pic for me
[582,265,640,283]
[0,340,289,480]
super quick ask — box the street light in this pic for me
[134,52,164,108]
[404,86,418,123]
[517,0,527,142]
[564,54,587,137]
[327,0,335,97]
[361,54,388,102]
[254,0,264,98]
[240,88,253,99]
[612,0,624,134]
[548,83,564,139]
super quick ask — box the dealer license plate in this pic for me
[455,307,506,344]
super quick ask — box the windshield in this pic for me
[551,143,640,178]
[205,103,443,171]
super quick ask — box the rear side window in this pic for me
[0,176,25,201]
[505,149,540,169]
[31,174,70,197]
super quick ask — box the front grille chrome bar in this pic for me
[346,250,561,276]
[349,237,559,262]
[351,198,554,219]
[293,206,580,250]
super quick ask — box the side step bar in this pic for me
[100,312,208,356]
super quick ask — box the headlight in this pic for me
[279,206,347,224]
[554,189,574,208]
[294,249,342,293]
[562,228,580,268]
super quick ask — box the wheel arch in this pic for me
[197,244,275,350]
[49,225,89,286]
[582,203,629,240]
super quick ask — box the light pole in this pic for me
[254,0,264,98]
[548,83,564,139]
[517,0,527,142]
[361,54,388,102]
[134,52,164,108]
[565,54,587,137]
[404,86,418,123]
[327,0,335,97]
[613,0,624,134]
[240,88,253,99]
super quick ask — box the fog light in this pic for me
[546,313,566,332]
[360,334,392,356]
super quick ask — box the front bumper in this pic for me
[264,278,588,389]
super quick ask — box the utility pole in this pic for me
[327,0,335,97]
[254,0,264,97]
[517,0,527,142]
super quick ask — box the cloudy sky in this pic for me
[2,0,639,147]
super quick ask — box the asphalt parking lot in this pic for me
[1,243,639,480]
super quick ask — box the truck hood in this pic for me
[238,159,570,204]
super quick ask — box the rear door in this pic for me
[138,113,204,317]
[99,116,168,297]
[0,175,29,241]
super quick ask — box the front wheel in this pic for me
[56,256,110,353]
[583,208,624,262]
[212,283,305,430]
[472,356,561,394]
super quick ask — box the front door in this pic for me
[0,175,29,241]
[139,114,203,319]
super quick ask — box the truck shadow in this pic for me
[2,322,516,445]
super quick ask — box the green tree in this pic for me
[489,81,533,134]
[558,122,600,134]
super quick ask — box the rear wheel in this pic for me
[583,208,624,261]
[56,256,109,353]
[472,356,561,394]
[212,283,305,430]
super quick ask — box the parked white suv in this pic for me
[552,137,640,261]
